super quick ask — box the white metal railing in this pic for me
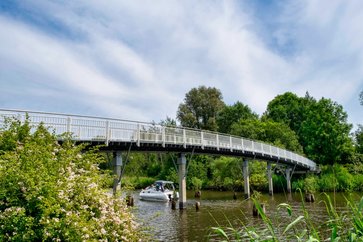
[0,109,317,171]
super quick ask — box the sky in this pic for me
[0,0,362,129]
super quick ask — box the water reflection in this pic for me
[131,191,363,241]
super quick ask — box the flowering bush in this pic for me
[0,118,142,241]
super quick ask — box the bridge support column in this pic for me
[243,159,250,199]
[286,168,292,194]
[113,151,122,196]
[267,161,273,196]
[178,153,187,209]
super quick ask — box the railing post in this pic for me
[183,129,186,148]
[277,148,280,158]
[162,127,165,148]
[66,117,72,133]
[201,131,204,149]
[269,145,272,156]
[216,134,220,151]
[137,124,141,147]
[230,136,233,152]
[105,120,110,145]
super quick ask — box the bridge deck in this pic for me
[0,109,316,171]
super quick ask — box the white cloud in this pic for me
[0,0,362,127]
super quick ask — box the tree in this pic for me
[177,86,225,131]
[263,92,306,134]
[264,92,354,164]
[300,98,354,164]
[216,101,258,133]
[230,119,303,153]
[159,116,177,127]
[355,125,363,154]
[360,91,363,106]
[0,118,143,241]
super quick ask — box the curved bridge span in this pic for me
[0,109,316,171]
[0,109,317,207]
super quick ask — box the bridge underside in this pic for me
[81,140,312,172]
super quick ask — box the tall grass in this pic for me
[210,192,363,241]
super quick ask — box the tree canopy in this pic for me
[264,92,354,164]
[360,90,363,106]
[263,92,305,134]
[177,86,225,131]
[217,101,258,133]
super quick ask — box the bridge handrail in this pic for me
[0,109,316,171]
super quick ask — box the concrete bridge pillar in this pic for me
[113,151,122,196]
[267,161,273,196]
[243,159,250,199]
[286,167,292,194]
[178,153,187,209]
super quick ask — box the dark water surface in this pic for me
[129,191,363,241]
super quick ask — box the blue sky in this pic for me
[0,0,362,129]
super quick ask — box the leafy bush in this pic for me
[318,173,338,192]
[191,177,203,190]
[0,118,143,241]
[303,175,318,193]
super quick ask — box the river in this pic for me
[129,191,363,241]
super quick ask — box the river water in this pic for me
[129,191,362,241]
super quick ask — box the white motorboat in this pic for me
[139,180,179,202]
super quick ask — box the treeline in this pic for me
[119,86,363,192]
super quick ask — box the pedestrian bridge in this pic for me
[0,109,317,208]
[0,109,316,171]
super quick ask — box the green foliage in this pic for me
[263,92,305,134]
[264,92,354,164]
[122,176,155,189]
[0,117,31,152]
[209,157,242,190]
[159,116,177,127]
[249,162,268,191]
[191,177,203,191]
[186,155,211,189]
[177,86,225,131]
[216,101,258,133]
[301,98,354,164]
[0,118,142,241]
[165,167,178,184]
[355,125,363,154]
[293,164,359,193]
[231,119,303,153]
[303,176,318,193]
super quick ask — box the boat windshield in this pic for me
[154,181,175,191]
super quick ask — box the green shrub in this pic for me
[318,173,338,192]
[0,118,143,241]
[292,179,304,191]
[304,175,318,193]
[191,177,203,190]
[353,174,363,191]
